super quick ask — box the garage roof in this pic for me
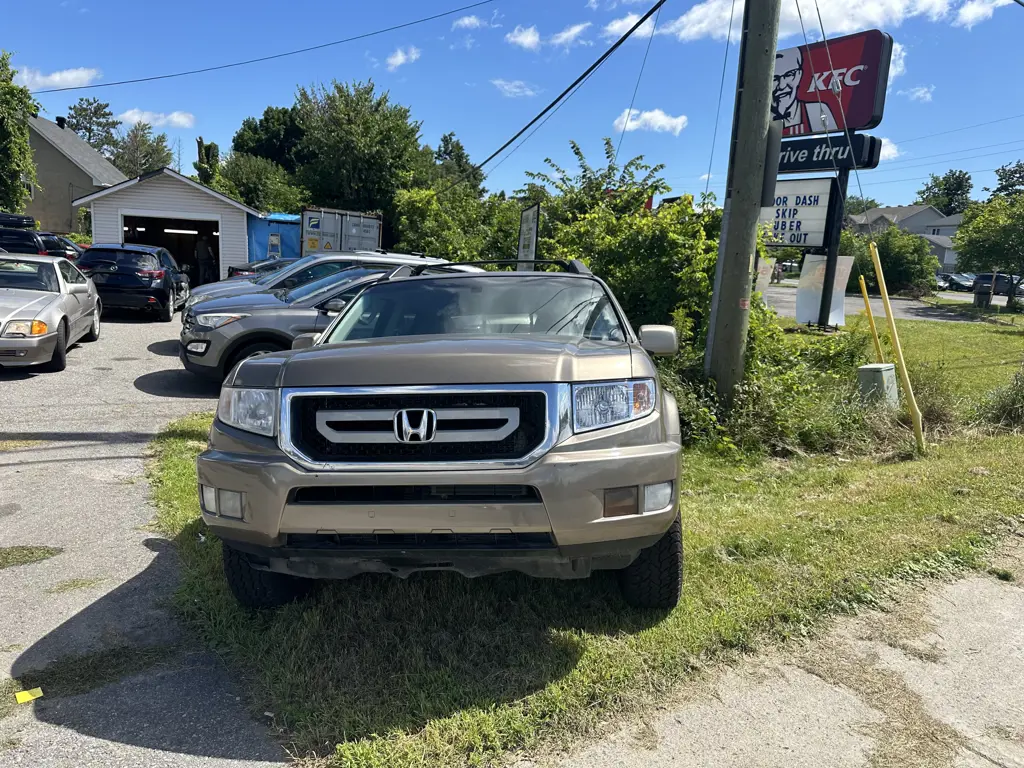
[72,167,262,216]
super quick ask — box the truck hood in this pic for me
[232,336,640,388]
[0,289,57,326]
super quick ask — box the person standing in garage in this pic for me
[196,235,216,285]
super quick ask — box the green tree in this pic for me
[293,80,423,227]
[111,123,172,177]
[433,132,485,196]
[986,160,1024,199]
[193,136,221,186]
[851,225,939,295]
[955,196,1024,305]
[232,106,304,174]
[65,97,119,155]
[0,52,39,213]
[844,195,880,215]
[393,183,486,259]
[914,169,973,216]
[221,153,307,213]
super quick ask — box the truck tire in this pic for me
[222,542,314,609]
[618,514,683,609]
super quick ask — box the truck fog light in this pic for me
[604,487,638,517]
[201,485,218,514]
[186,341,208,354]
[644,481,673,512]
[217,490,244,519]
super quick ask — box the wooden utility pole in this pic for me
[704,0,783,398]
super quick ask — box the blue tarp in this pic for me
[246,213,301,262]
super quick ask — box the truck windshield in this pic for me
[322,275,626,343]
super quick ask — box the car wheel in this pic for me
[83,304,102,342]
[222,543,314,609]
[158,288,175,322]
[41,321,68,373]
[225,341,285,380]
[618,514,683,610]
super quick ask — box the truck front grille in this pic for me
[289,391,547,463]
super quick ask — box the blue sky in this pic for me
[4,0,1022,207]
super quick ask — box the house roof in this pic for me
[72,167,262,216]
[848,204,939,225]
[921,234,954,249]
[932,213,963,227]
[28,116,127,187]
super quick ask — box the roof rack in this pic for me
[407,259,591,276]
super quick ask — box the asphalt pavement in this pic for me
[763,284,986,324]
[0,313,285,767]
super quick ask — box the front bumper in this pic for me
[0,332,58,367]
[198,417,681,580]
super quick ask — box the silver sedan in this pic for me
[0,254,102,371]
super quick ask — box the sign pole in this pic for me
[704,0,783,397]
[816,166,849,327]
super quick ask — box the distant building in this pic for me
[847,204,962,273]
[25,116,127,233]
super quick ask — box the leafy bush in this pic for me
[980,367,1024,428]
[846,226,939,295]
[907,362,961,429]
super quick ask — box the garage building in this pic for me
[73,167,261,284]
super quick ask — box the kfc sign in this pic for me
[772,29,893,137]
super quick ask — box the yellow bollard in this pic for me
[858,275,884,364]
[870,242,925,455]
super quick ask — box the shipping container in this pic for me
[300,208,382,256]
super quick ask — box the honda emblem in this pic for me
[394,409,437,443]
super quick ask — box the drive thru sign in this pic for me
[759,178,833,248]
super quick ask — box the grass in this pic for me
[150,413,1024,767]
[44,578,106,595]
[0,546,62,570]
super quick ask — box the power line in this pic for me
[30,0,500,94]
[859,147,1024,176]
[615,7,661,162]
[703,0,738,198]
[892,113,1024,145]
[859,166,1001,188]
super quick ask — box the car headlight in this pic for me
[2,320,48,338]
[217,388,278,437]
[572,379,656,433]
[195,313,248,329]
[184,294,203,309]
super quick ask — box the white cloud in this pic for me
[955,0,1013,27]
[659,0,955,42]
[450,35,476,51]
[602,13,656,39]
[505,24,541,50]
[879,138,901,161]
[613,108,688,136]
[491,79,539,98]
[700,172,713,181]
[888,41,906,84]
[551,21,593,47]
[586,0,599,8]
[898,84,935,101]
[386,46,421,72]
[452,14,487,29]
[13,66,100,90]
[118,109,195,128]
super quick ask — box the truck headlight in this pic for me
[3,320,48,337]
[572,379,655,433]
[196,313,248,329]
[217,388,278,437]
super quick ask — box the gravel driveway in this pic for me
[0,313,284,766]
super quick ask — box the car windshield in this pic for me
[256,254,316,285]
[279,267,384,303]
[0,258,59,292]
[79,249,159,270]
[322,275,625,344]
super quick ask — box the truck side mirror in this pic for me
[639,325,678,356]
[291,333,319,350]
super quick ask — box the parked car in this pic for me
[77,244,190,322]
[972,273,1021,296]
[934,274,950,291]
[179,266,400,380]
[226,257,298,279]
[56,237,85,261]
[939,273,974,292]
[184,251,459,311]
[198,259,684,611]
[0,228,88,260]
[0,254,102,371]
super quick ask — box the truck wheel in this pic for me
[222,542,314,609]
[618,514,683,609]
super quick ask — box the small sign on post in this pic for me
[517,204,540,271]
[759,178,833,248]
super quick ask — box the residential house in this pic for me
[847,204,962,273]
[25,115,127,234]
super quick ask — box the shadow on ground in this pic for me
[134,369,220,399]
[147,339,181,357]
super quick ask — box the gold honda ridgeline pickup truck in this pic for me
[198,260,684,610]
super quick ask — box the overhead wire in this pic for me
[615,7,662,162]
[703,0,739,199]
[29,0,500,94]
